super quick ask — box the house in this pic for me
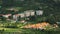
[2,14,12,20]
[56,22,60,24]
[36,10,43,16]
[24,10,35,17]
[12,10,35,21]
[2,14,11,18]
[24,10,43,17]
[18,13,25,18]
[13,14,18,21]
[24,11,31,17]
[1,10,43,22]
[30,11,35,16]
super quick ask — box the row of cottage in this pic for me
[0,10,43,21]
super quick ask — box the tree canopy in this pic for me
[0,0,60,14]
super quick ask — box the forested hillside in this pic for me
[1,0,60,13]
[0,0,60,21]
[0,0,60,34]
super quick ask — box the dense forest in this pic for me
[0,0,60,14]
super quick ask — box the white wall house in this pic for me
[2,10,43,19]
[18,13,25,18]
[2,14,11,18]
[30,11,35,16]
[24,11,31,17]
[13,14,18,21]
[2,14,11,20]
[13,13,25,21]
[24,10,35,17]
[13,10,35,20]
[36,10,43,15]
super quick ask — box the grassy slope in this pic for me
[0,27,60,34]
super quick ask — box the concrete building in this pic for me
[36,10,43,16]
[24,10,35,17]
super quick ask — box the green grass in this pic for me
[0,27,60,34]
[0,21,60,34]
